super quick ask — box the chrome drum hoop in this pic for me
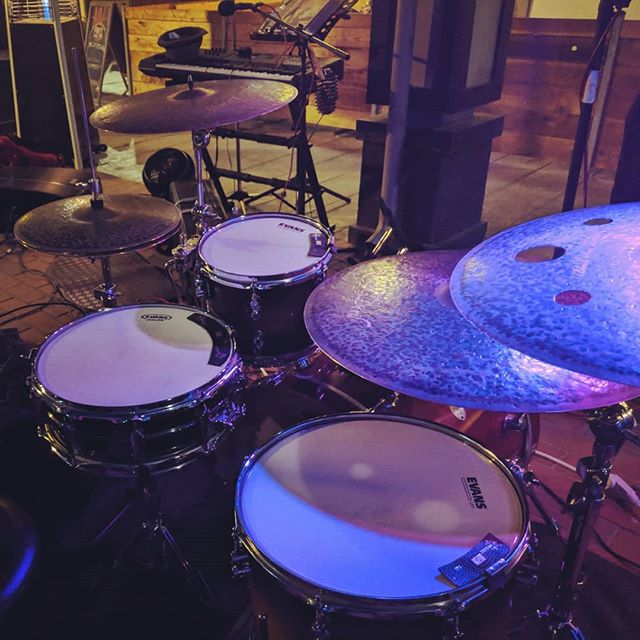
[29,355,243,424]
[234,413,531,619]
[29,303,243,423]
[197,213,334,290]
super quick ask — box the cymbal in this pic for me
[304,251,639,413]
[14,194,182,257]
[90,80,298,134]
[450,203,640,387]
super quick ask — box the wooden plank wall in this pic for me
[123,6,640,170]
[125,1,371,115]
[481,18,640,170]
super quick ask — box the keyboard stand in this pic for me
[201,43,350,228]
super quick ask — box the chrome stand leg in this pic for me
[153,514,215,608]
[538,402,636,637]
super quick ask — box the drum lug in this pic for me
[231,527,251,579]
[250,281,261,320]
[310,595,331,640]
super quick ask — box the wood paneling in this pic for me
[125,2,371,114]
[479,18,640,169]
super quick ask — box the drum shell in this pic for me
[246,563,512,640]
[36,388,244,476]
[389,396,540,463]
[203,275,322,362]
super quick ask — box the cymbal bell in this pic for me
[90,79,299,134]
[14,194,182,257]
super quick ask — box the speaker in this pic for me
[4,0,97,166]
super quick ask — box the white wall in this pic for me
[530,0,640,20]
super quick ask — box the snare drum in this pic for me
[198,213,333,365]
[31,304,244,476]
[234,414,529,639]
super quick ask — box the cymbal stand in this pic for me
[71,47,120,307]
[191,127,220,235]
[93,257,118,307]
[537,401,636,639]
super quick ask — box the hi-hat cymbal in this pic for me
[90,79,298,134]
[14,194,182,257]
[304,251,639,413]
[450,203,640,387]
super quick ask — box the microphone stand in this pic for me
[244,5,349,223]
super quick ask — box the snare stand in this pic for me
[94,465,215,607]
[538,402,637,639]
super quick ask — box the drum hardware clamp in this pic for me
[502,413,536,466]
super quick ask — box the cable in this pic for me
[0,300,85,327]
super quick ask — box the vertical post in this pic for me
[367,0,418,247]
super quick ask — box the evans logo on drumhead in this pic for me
[461,477,488,509]
[278,222,305,233]
[141,314,173,322]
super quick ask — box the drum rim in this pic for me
[31,303,242,421]
[197,213,334,289]
[234,412,530,617]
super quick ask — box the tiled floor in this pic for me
[1,110,638,587]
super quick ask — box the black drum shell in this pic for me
[38,391,244,476]
[246,561,512,640]
[204,275,322,363]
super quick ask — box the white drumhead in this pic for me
[199,214,330,279]
[35,305,234,408]
[237,417,524,600]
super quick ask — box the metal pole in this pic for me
[50,0,84,169]
[562,0,619,211]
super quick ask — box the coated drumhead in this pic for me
[237,415,525,601]
[35,305,236,408]
[198,214,332,280]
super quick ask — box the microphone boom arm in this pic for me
[250,5,350,60]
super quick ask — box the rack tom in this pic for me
[198,213,333,366]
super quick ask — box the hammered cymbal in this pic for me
[90,80,298,134]
[14,194,181,257]
[450,203,640,387]
[304,251,639,413]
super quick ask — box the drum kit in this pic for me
[8,58,640,640]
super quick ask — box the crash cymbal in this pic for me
[90,79,298,134]
[450,203,640,387]
[14,194,181,257]
[304,251,639,413]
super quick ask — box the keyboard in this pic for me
[139,50,344,89]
